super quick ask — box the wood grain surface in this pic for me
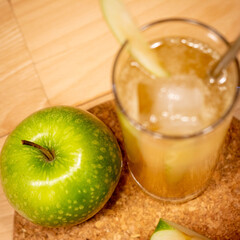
[0,0,240,239]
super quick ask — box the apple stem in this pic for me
[21,140,55,162]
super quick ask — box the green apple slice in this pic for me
[151,219,210,240]
[100,0,169,78]
[151,230,187,240]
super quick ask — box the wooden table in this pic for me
[0,0,240,239]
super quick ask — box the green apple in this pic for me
[151,219,210,240]
[100,0,169,78]
[0,106,122,227]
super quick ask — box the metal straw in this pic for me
[210,34,240,78]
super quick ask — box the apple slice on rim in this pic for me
[100,0,169,78]
[151,219,210,240]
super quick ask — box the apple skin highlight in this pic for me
[0,106,122,227]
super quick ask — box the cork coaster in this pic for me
[13,101,240,240]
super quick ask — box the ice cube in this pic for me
[117,61,141,122]
[126,80,139,121]
[138,75,211,135]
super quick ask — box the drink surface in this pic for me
[115,37,236,200]
[117,37,235,136]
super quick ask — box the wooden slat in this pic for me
[0,0,49,137]
[126,0,240,41]
[78,92,114,110]
[10,0,118,106]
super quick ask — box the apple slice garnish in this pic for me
[100,0,169,78]
[151,219,210,240]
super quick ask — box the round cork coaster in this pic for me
[13,101,240,240]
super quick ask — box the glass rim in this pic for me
[112,17,240,140]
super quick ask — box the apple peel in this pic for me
[100,0,169,78]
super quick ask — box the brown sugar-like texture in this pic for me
[13,101,240,240]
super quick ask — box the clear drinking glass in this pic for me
[112,18,239,202]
